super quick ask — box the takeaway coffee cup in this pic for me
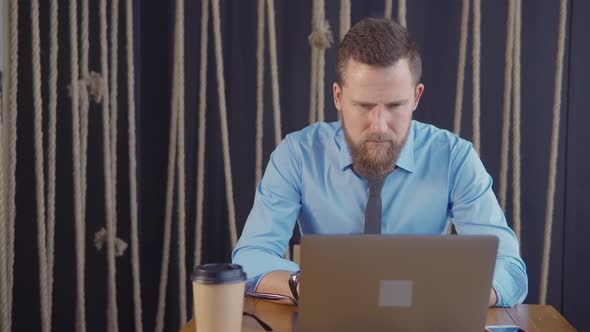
[192,263,247,332]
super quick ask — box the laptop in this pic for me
[297,235,498,332]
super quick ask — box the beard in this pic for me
[342,117,410,178]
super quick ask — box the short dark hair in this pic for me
[336,17,422,85]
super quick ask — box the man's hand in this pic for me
[489,288,498,307]
[256,271,297,305]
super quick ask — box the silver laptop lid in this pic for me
[298,235,498,332]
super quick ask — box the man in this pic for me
[232,17,527,307]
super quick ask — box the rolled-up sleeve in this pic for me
[232,135,302,290]
[449,142,528,307]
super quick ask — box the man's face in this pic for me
[333,58,424,178]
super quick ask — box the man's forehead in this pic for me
[344,57,410,73]
[340,57,415,86]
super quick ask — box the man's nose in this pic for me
[369,106,388,133]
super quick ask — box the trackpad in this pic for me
[378,280,413,307]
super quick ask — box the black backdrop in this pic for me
[9,0,589,331]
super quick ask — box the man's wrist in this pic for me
[489,287,498,307]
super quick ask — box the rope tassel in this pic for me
[68,72,106,104]
[94,228,128,257]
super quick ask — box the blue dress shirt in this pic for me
[232,120,528,307]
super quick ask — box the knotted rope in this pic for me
[99,0,119,329]
[308,0,333,123]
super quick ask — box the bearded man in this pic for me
[232,17,527,308]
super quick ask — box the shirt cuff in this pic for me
[245,272,269,293]
[492,281,505,307]
[492,260,528,307]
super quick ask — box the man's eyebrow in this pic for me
[352,101,377,107]
[351,99,409,107]
[386,99,409,106]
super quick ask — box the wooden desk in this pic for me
[181,298,576,331]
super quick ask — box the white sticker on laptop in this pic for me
[378,280,413,307]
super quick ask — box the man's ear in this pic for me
[333,82,342,113]
[412,83,425,112]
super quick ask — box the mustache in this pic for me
[362,132,395,143]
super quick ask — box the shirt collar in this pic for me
[334,121,415,173]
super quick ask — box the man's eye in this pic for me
[388,104,402,111]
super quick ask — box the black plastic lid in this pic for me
[192,263,247,284]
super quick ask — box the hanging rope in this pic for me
[267,0,282,146]
[254,0,282,185]
[255,0,265,185]
[212,0,238,247]
[398,0,407,27]
[108,7,124,328]
[499,0,515,210]
[308,47,318,124]
[194,0,209,268]
[31,0,51,330]
[308,0,326,125]
[125,0,143,330]
[384,1,406,26]
[0,72,5,332]
[155,0,183,329]
[69,0,88,330]
[99,0,119,329]
[0,109,6,331]
[511,0,522,243]
[339,0,350,41]
[2,1,19,330]
[154,73,178,332]
[453,0,469,135]
[449,0,470,235]
[540,0,567,305]
[472,0,481,153]
[7,1,18,315]
[384,0,392,19]
[0,133,6,331]
[309,0,332,123]
[0,71,6,331]
[316,0,330,123]
[175,0,187,324]
[46,0,59,328]
[264,0,290,254]
[80,0,90,225]
[110,0,120,242]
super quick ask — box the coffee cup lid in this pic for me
[192,263,247,284]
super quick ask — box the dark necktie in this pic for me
[364,176,386,234]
